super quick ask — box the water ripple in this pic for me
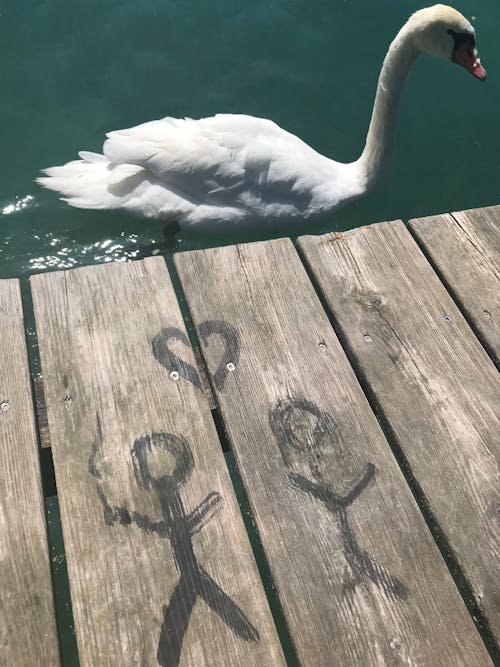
[1,194,36,216]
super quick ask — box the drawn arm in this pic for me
[186,491,222,535]
[287,472,338,505]
[129,510,169,537]
[341,463,376,508]
[94,484,169,536]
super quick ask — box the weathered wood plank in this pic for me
[174,239,492,667]
[0,279,60,667]
[299,220,500,651]
[30,259,285,667]
[409,205,500,366]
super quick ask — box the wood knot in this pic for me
[350,288,384,312]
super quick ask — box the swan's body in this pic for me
[37,5,486,227]
[42,115,365,225]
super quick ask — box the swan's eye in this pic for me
[447,29,478,67]
[447,28,476,53]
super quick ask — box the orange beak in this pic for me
[452,43,487,81]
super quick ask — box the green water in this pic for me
[1,0,498,283]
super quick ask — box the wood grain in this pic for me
[30,258,285,667]
[299,220,500,651]
[175,238,491,667]
[0,279,60,667]
[409,205,500,366]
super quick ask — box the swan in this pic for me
[37,5,486,227]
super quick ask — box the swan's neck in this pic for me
[356,26,419,190]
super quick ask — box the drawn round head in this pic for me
[408,4,486,80]
[132,432,194,491]
[269,397,338,468]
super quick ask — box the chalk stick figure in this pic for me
[269,397,408,602]
[90,431,259,667]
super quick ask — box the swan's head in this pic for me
[408,4,486,80]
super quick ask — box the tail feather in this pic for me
[78,150,107,163]
[36,150,197,221]
[36,153,145,210]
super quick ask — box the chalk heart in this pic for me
[202,332,226,367]
[152,321,240,393]
[152,327,202,391]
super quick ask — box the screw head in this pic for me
[0,401,9,412]
[170,371,180,381]
[390,638,402,651]
[318,343,327,352]
[364,335,372,343]
[226,362,235,372]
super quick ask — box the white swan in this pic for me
[37,5,486,227]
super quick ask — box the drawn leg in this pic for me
[198,567,260,643]
[340,510,408,602]
[157,574,197,667]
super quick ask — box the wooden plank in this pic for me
[0,279,60,667]
[30,259,285,667]
[299,221,500,651]
[174,239,492,667]
[409,205,500,366]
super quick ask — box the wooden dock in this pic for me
[1,205,499,667]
